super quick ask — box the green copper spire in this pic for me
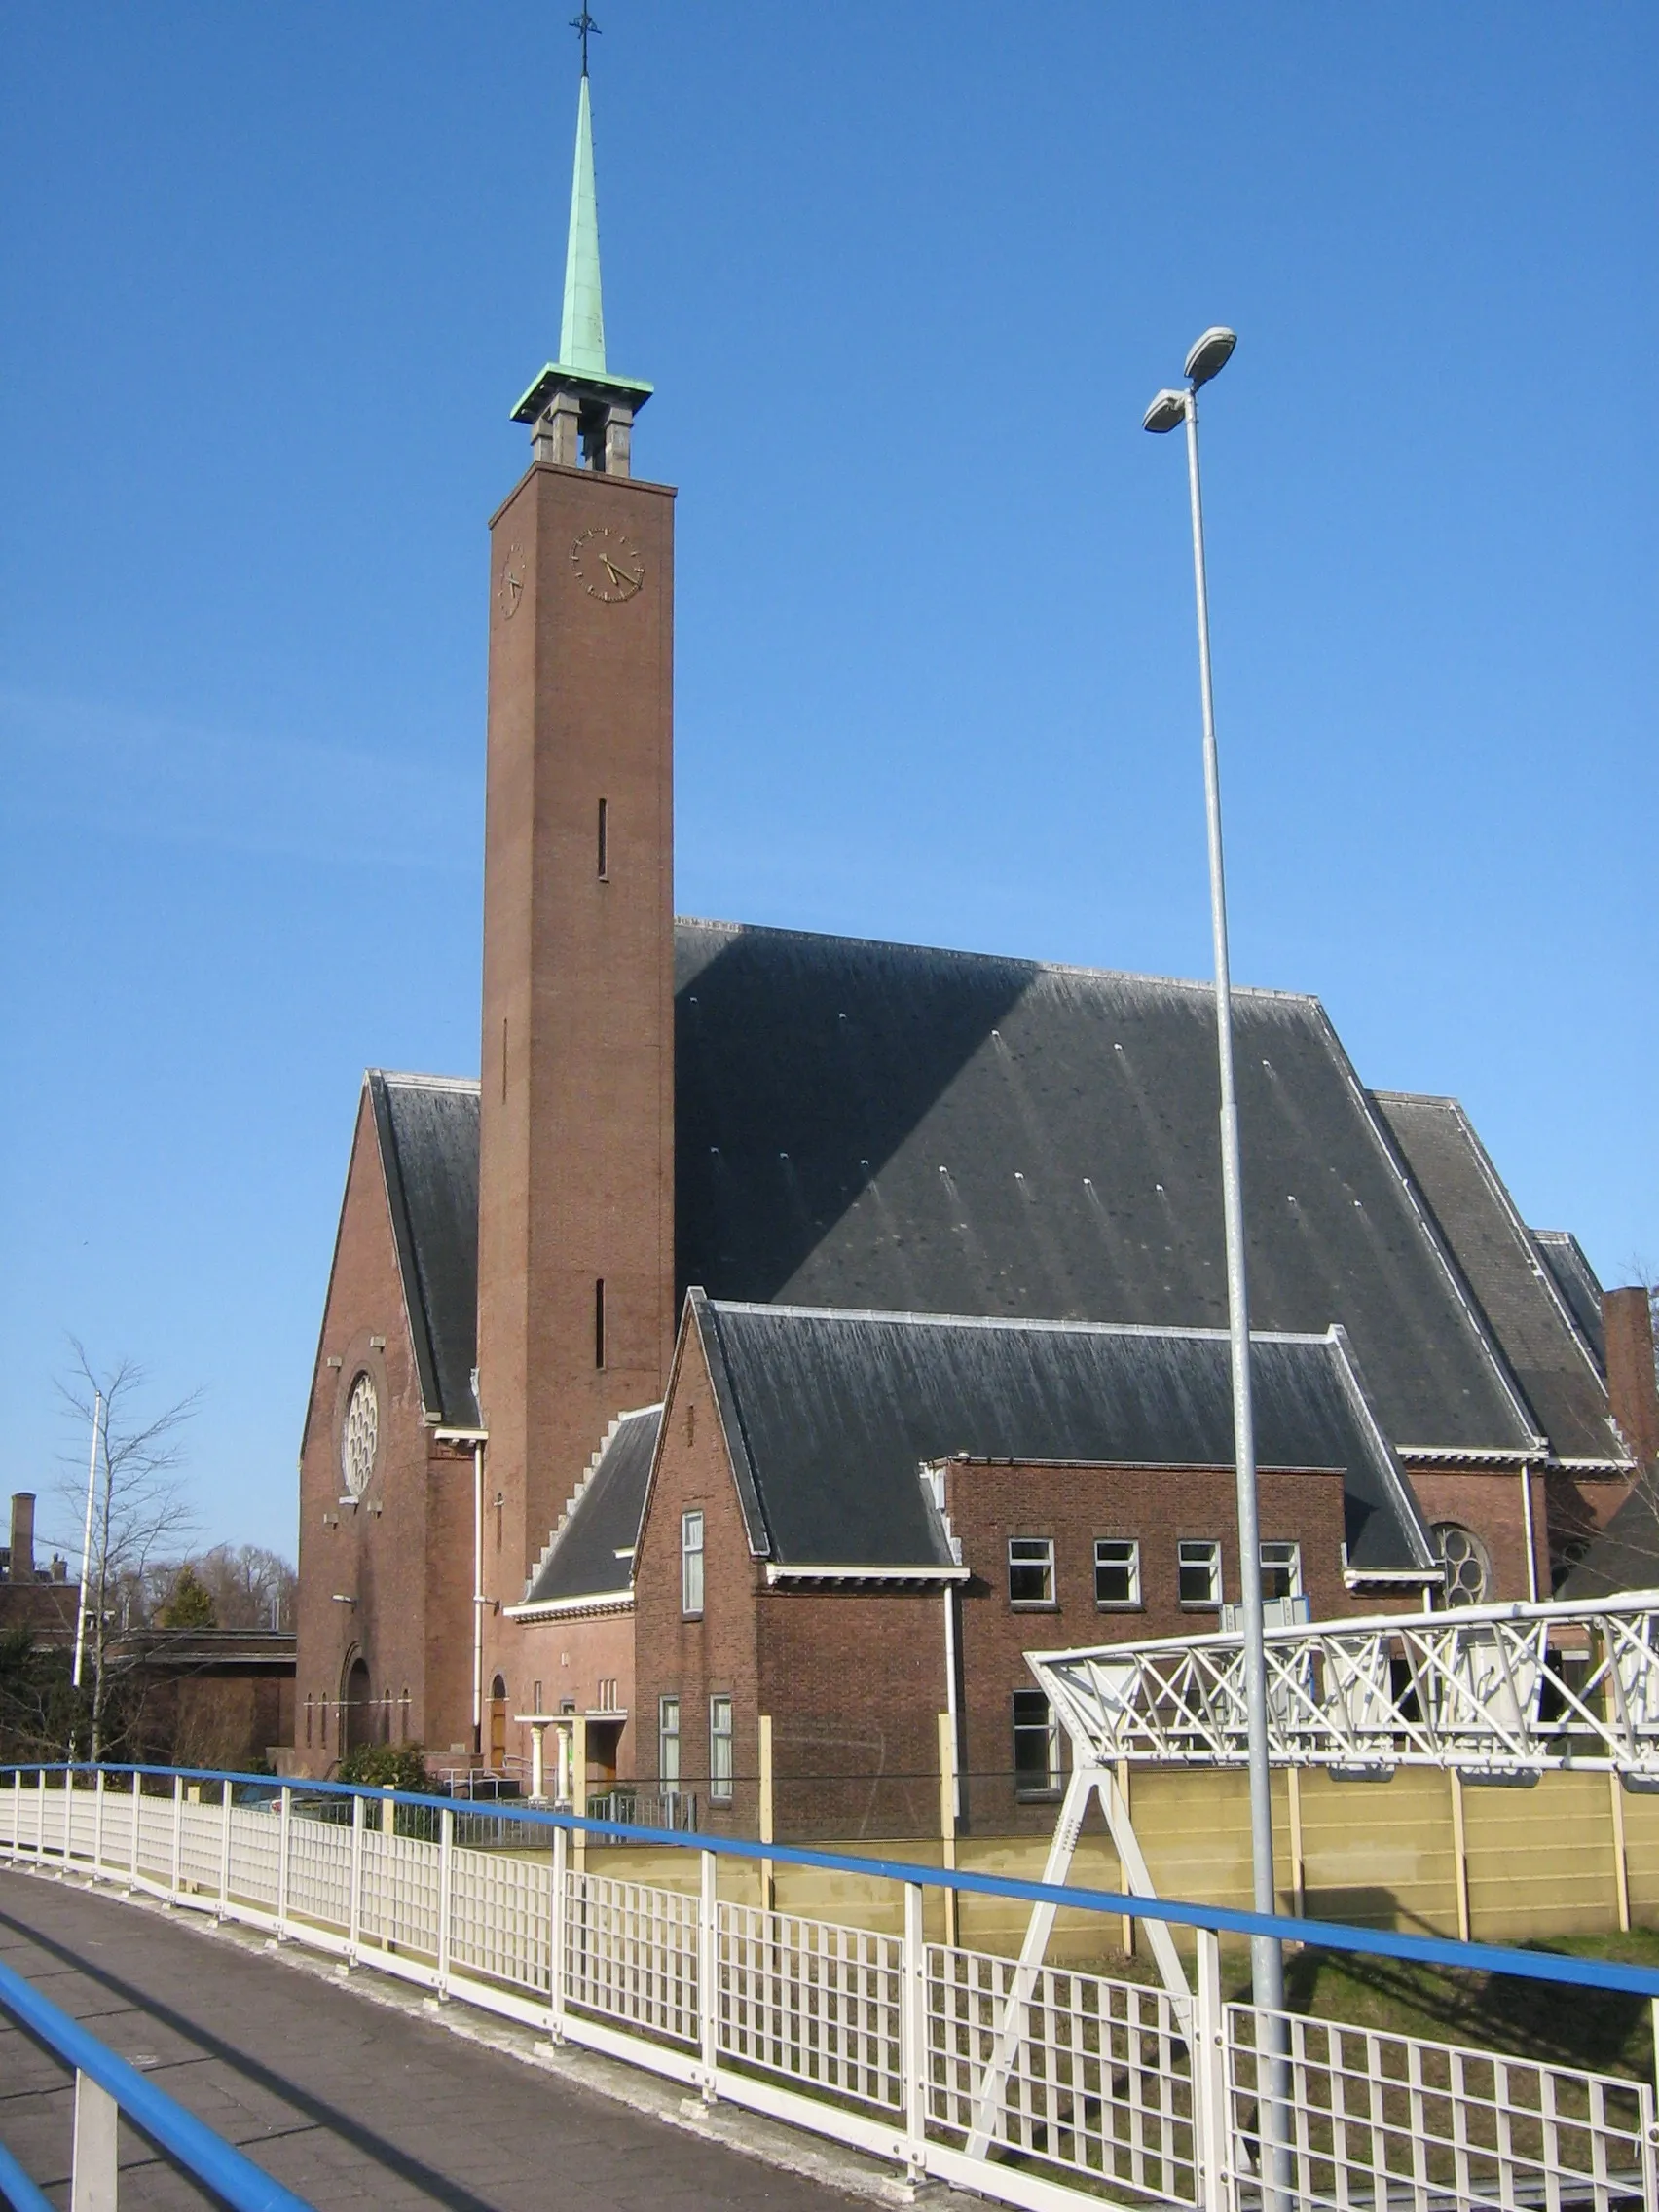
[510,13,652,438]
[558,72,607,377]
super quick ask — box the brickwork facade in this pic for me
[507,1606,634,1784]
[476,458,677,1729]
[947,1456,1348,1808]
[292,1090,475,1778]
[633,1320,762,1821]
[1605,1287,1659,1472]
[1403,1464,1551,1605]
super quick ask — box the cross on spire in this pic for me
[570,8,600,77]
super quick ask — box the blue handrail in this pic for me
[0,2136,53,2212]
[14,1758,1659,2005]
[0,1954,313,2212]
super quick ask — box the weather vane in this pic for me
[570,8,600,76]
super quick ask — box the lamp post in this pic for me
[1144,331,1286,2045]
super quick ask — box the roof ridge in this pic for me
[675,916,1319,1007]
[369,1070,481,1093]
[704,1298,1343,1348]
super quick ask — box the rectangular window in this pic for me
[682,1509,704,1616]
[1007,1536,1055,1606]
[1013,1689,1060,1795]
[1260,1540,1303,1602]
[1178,1539,1223,1605]
[659,1696,681,1790]
[710,1695,733,1801]
[597,796,608,879]
[594,1278,607,1369]
[1094,1538,1141,1607]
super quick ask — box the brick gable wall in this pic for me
[294,1090,441,1774]
[632,1319,761,1822]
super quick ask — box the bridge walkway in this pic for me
[0,1866,872,2211]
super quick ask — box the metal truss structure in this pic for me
[961,1590,1659,2138]
[1028,1590,1659,1784]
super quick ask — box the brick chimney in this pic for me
[1604,1288,1659,1471]
[8,1493,35,1583]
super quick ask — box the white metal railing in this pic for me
[3,1765,1655,2212]
[1228,2002,1654,2212]
[1031,1592,1659,1780]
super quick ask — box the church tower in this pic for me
[475,46,675,1710]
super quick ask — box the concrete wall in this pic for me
[577,1763,1659,1960]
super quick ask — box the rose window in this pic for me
[1433,1522,1491,1607]
[341,1372,379,1499]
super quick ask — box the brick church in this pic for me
[287,64,1657,1811]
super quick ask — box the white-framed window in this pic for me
[659,1695,681,1789]
[1094,1538,1141,1607]
[682,1508,704,1616]
[1013,1689,1060,1795]
[1260,1540,1303,1602]
[710,1695,733,1801]
[1008,1536,1055,1606]
[1178,1539,1223,1606]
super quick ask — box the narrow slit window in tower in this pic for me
[594,1278,607,1369]
[597,797,608,879]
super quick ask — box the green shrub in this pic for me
[336,1743,429,1792]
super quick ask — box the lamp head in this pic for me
[1183,326,1236,388]
[1142,388,1189,435]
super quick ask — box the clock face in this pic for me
[497,543,526,621]
[571,524,645,605]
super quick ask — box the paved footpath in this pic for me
[0,1866,896,2211]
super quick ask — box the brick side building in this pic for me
[622,1295,1436,1840]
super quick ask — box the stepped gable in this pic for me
[519,1405,662,1609]
[1533,1230,1607,1371]
[691,1294,1435,1577]
[674,920,1533,1456]
[1373,1093,1619,1464]
[367,1072,481,1429]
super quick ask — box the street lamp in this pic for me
[1143,329,1285,2037]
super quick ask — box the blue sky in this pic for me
[3,3,1653,1562]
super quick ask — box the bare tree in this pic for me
[56,1343,201,1759]
[183,1544,296,1632]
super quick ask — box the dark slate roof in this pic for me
[1372,1094,1618,1463]
[675,921,1534,1456]
[1533,1231,1606,1372]
[518,1405,662,1608]
[368,1072,481,1429]
[692,1295,1435,1575]
[1558,1482,1659,1601]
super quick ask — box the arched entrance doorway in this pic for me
[344,1654,374,1754]
[489,1674,508,1771]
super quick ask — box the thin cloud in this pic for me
[2,688,478,874]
